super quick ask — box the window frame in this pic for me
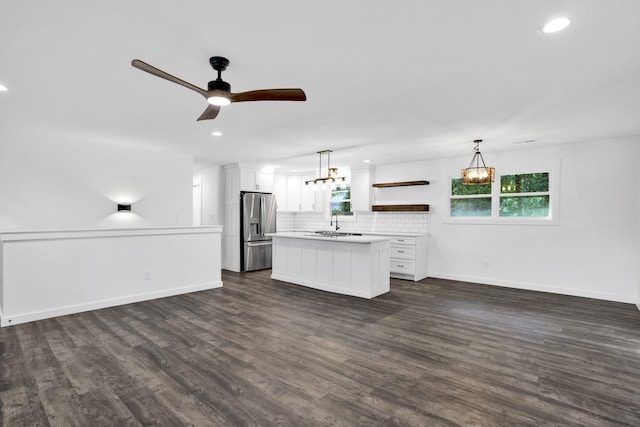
[325,184,357,222]
[445,163,560,225]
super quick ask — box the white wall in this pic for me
[0,136,193,230]
[376,138,640,304]
[193,165,224,226]
[1,227,222,326]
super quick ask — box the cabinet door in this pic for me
[314,188,325,213]
[300,174,326,212]
[300,174,315,211]
[274,174,288,211]
[240,167,258,191]
[286,175,302,211]
[350,167,372,211]
[224,168,238,204]
[258,170,274,193]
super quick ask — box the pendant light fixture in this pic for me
[305,150,348,190]
[461,139,495,185]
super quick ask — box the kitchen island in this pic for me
[268,232,390,299]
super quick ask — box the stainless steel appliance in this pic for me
[241,191,277,272]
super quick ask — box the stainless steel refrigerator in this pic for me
[241,191,277,272]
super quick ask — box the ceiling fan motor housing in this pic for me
[208,56,231,92]
[208,79,231,92]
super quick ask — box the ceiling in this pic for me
[1,1,639,172]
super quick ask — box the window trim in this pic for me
[445,163,560,225]
[324,184,358,222]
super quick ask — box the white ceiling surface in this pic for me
[1,1,639,171]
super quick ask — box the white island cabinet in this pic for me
[268,232,390,299]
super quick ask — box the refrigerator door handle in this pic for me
[247,241,272,247]
[259,195,265,237]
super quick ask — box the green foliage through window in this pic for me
[499,173,550,217]
[331,185,353,216]
[451,178,491,196]
[451,198,492,217]
[450,172,552,219]
[499,196,550,217]
[500,173,549,194]
[451,178,492,216]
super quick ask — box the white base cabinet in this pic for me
[385,235,428,281]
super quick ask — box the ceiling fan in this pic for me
[131,56,307,121]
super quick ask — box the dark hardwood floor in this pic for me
[1,270,639,426]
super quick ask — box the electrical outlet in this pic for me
[144,270,151,280]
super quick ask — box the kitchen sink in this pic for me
[314,231,362,237]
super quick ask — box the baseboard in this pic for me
[428,272,637,305]
[1,281,223,327]
[271,273,385,299]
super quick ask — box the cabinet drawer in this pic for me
[390,237,416,245]
[390,260,415,274]
[390,246,415,259]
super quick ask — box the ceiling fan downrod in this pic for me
[208,56,231,92]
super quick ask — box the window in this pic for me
[331,185,353,216]
[450,178,492,217]
[499,173,549,217]
[449,170,556,224]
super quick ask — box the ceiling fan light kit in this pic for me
[131,56,306,121]
[207,96,231,106]
[461,139,495,185]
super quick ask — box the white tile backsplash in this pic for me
[276,211,430,234]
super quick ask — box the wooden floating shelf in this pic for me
[372,180,429,188]
[371,204,429,212]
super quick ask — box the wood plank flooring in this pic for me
[1,270,639,426]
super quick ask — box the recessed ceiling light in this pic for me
[363,159,371,163]
[0,84,7,92]
[541,17,570,34]
[211,131,222,136]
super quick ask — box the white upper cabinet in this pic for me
[274,174,288,211]
[301,174,324,212]
[240,167,273,192]
[258,170,274,193]
[350,166,374,211]
[286,175,302,211]
[274,172,324,212]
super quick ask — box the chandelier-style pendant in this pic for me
[461,139,495,185]
[305,150,348,190]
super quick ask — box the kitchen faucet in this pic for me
[330,214,340,231]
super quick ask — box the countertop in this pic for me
[267,231,391,244]
[276,229,429,237]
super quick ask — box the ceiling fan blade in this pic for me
[131,59,209,98]
[196,104,221,121]
[230,89,307,103]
